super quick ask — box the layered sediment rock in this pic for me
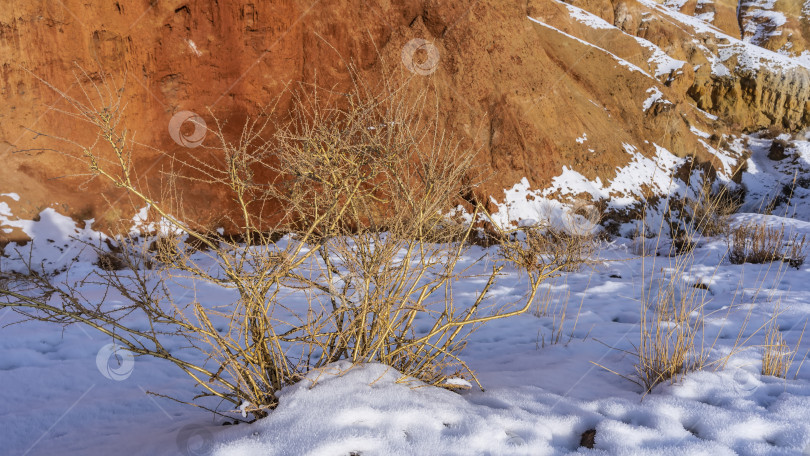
[1,0,809,239]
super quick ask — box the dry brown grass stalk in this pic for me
[624,246,715,394]
[686,177,742,237]
[595,186,753,394]
[761,309,806,378]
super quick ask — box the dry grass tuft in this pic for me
[592,251,714,395]
[531,274,588,348]
[685,179,743,237]
[95,250,128,271]
[633,261,710,393]
[662,176,744,256]
[761,313,806,378]
[727,223,807,268]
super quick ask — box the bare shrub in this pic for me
[0,67,570,419]
[497,200,602,273]
[497,224,596,274]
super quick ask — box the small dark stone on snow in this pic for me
[580,429,596,449]
[768,139,791,161]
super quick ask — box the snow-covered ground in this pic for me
[2,139,810,455]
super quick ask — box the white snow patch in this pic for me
[690,126,712,139]
[663,0,690,8]
[559,0,614,30]
[187,39,202,57]
[642,86,669,111]
[740,0,786,46]
[696,11,715,23]
[490,143,687,225]
[131,204,185,237]
[0,207,105,272]
[695,106,719,120]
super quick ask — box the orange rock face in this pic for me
[0,0,808,239]
[664,0,810,56]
